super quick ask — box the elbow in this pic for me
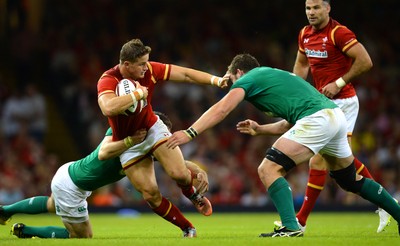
[363,58,373,72]
[368,60,373,70]
[98,148,111,160]
[98,152,108,161]
[101,108,119,117]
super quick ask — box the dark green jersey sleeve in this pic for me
[68,128,125,191]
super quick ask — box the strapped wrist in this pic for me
[124,136,134,148]
[132,88,144,101]
[184,127,198,140]
[335,77,346,89]
[210,76,223,87]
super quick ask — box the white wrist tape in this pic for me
[210,76,216,85]
[335,77,346,89]
[210,76,223,87]
[135,88,144,99]
[130,91,137,103]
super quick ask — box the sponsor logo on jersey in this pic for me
[304,48,328,58]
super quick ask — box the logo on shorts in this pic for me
[56,205,61,213]
[78,206,87,213]
[378,185,383,195]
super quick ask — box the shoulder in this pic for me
[329,19,357,49]
[146,61,171,81]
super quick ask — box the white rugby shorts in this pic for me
[281,108,352,158]
[332,95,359,134]
[120,116,170,169]
[51,162,91,223]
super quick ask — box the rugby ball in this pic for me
[115,79,143,115]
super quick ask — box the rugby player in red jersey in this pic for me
[97,39,228,228]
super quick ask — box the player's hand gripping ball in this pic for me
[115,79,144,115]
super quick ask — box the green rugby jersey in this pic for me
[230,67,337,124]
[68,128,125,191]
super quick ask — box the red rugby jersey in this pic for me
[97,62,171,141]
[298,18,358,99]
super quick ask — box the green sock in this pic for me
[23,225,69,238]
[268,177,298,230]
[360,178,400,221]
[3,196,49,216]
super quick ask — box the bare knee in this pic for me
[309,155,327,170]
[141,188,162,208]
[258,161,284,179]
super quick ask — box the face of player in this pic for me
[124,54,149,79]
[226,69,244,84]
[305,0,330,30]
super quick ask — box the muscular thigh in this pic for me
[152,143,188,178]
[273,137,315,166]
[124,157,158,194]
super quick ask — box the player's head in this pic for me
[120,39,151,79]
[120,39,151,63]
[305,0,331,29]
[154,111,172,131]
[226,53,260,83]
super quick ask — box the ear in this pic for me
[237,69,245,76]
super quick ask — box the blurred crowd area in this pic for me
[1,0,400,209]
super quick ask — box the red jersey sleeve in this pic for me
[298,26,307,54]
[332,26,358,53]
[97,66,122,98]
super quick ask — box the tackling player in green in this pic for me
[0,112,209,238]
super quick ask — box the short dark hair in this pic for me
[120,39,151,63]
[227,53,260,74]
[154,111,172,131]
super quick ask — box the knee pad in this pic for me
[329,162,365,193]
[265,147,296,172]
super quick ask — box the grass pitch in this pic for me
[0,212,398,245]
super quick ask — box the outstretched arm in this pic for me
[166,88,245,149]
[237,119,292,136]
[169,65,229,88]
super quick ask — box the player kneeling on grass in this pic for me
[0,113,209,239]
[166,53,400,237]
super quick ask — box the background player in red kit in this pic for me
[275,0,395,233]
[97,39,228,236]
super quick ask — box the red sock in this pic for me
[296,169,327,226]
[353,157,373,180]
[152,197,193,230]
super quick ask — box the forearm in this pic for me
[342,59,372,83]
[98,93,136,116]
[98,137,129,160]
[293,64,309,80]
[170,65,222,86]
[257,120,292,135]
[293,52,309,80]
[191,104,229,135]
